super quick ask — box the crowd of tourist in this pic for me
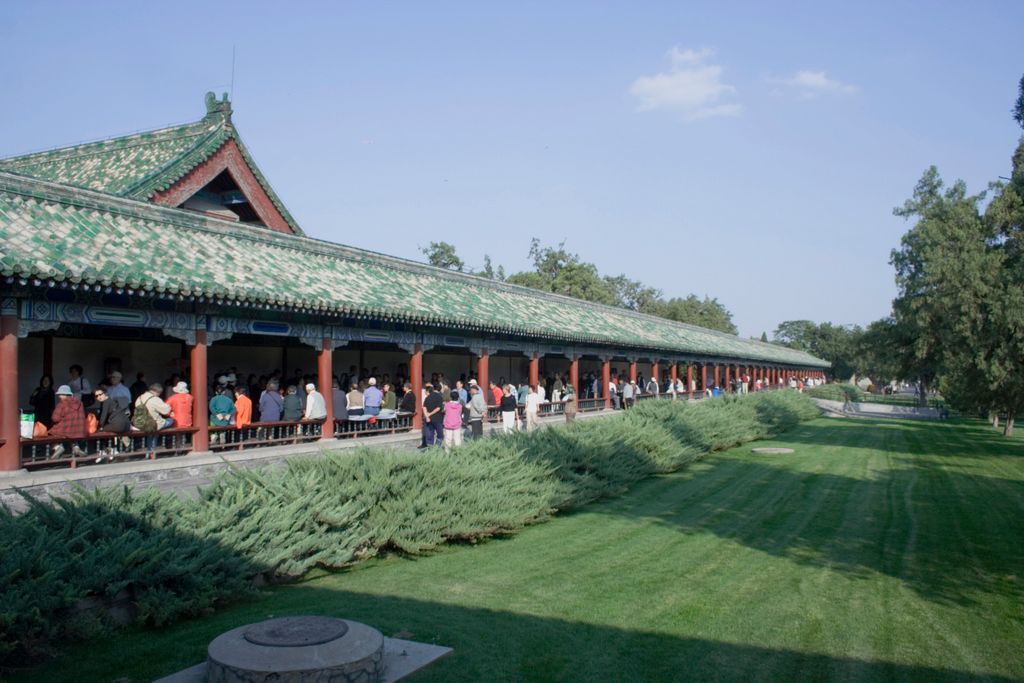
[23,361,821,458]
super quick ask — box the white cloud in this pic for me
[629,46,740,121]
[770,70,859,96]
[668,46,714,67]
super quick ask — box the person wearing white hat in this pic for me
[167,381,193,428]
[363,377,382,416]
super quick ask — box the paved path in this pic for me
[813,397,942,420]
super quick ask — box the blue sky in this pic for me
[2,1,1022,338]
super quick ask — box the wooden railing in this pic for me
[208,420,324,451]
[19,412,421,469]
[335,412,414,437]
[20,428,197,470]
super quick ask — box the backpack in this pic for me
[132,396,158,433]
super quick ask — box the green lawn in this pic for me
[18,417,1024,681]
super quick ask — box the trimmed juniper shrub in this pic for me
[0,390,818,666]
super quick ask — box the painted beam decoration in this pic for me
[17,299,197,341]
[207,316,326,347]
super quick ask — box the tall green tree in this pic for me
[889,167,990,406]
[479,254,505,281]
[443,237,740,335]
[854,317,903,386]
[604,274,662,312]
[420,241,465,271]
[505,239,619,305]
[644,295,738,334]
[976,81,1024,434]
[772,320,862,379]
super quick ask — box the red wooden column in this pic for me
[687,364,694,400]
[670,363,678,398]
[190,330,209,453]
[700,364,707,395]
[410,344,423,430]
[725,365,732,392]
[713,364,720,389]
[0,315,20,472]
[569,356,580,396]
[477,349,489,397]
[629,361,637,384]
[602,358,611,409]
[318,337,334,441]
[529,353,539,387]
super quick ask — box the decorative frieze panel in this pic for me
[16,299,196,339]
[421,333,474,350]
[206,316,324,345]
[490,338,539,358]
[332,326,416,347]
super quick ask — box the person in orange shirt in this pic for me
[234,385,253,428]
[167,381,194,428]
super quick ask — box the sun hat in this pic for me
[368,377,377,385]
[305,382,316,391]
[173,381,189,394]
[55,384,73,396]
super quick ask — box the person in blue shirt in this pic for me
[363,377,383,416]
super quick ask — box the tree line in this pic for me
[420,237,738,334]
[772,76,1024,435]
[418,76,1024,435]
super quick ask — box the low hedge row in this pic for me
[0,390,819,666]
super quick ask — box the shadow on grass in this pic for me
[22,588,1017,682]
[607,420,1024,609]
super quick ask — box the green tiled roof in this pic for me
[0,93,303,235]
[0,171,827,367]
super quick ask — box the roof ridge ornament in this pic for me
[204,91,232,122]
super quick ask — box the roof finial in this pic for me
[204,91,232,122]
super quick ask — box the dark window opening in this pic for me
[178,170,264,225]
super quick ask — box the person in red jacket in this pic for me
[489,380,502,406]
[166,381,194,428]
[49,384,87,458]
